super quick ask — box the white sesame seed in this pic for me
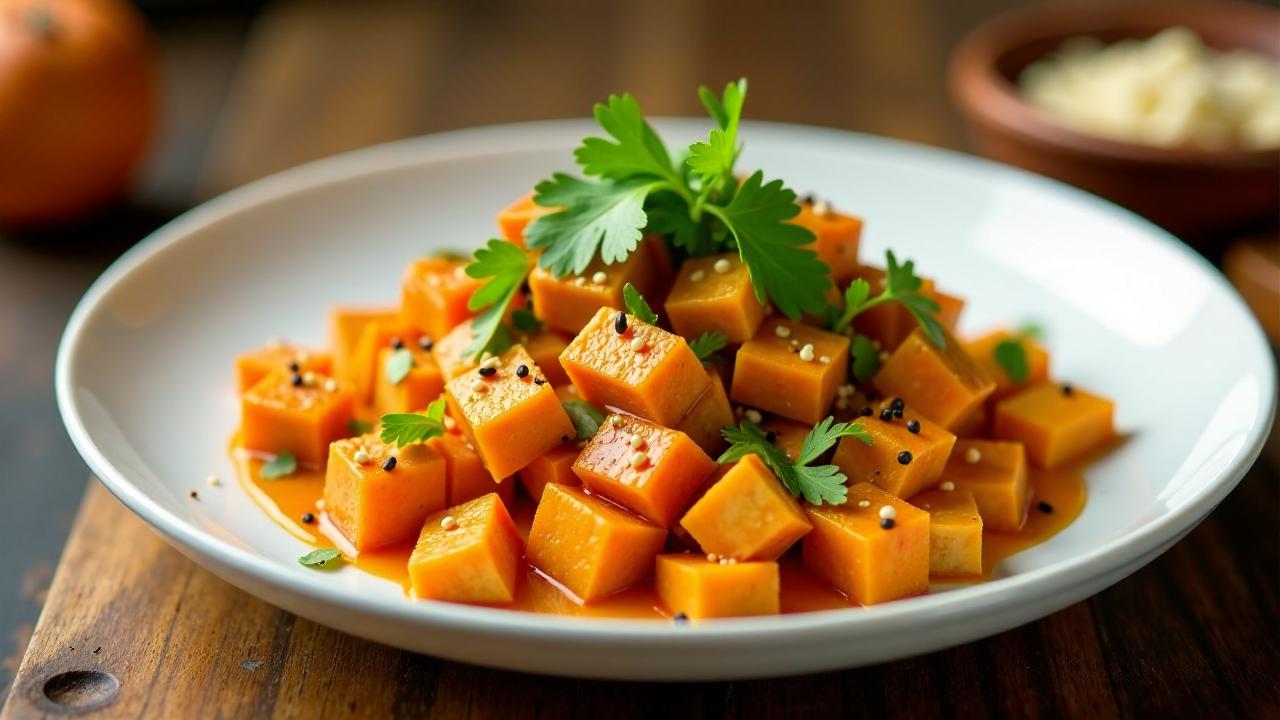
[629,451,649,468]
[630,337,646,352]
[353,450,371,464]
[482,356,501,370]
[799,344,815,362]
[819,355,830,364]
[481,352,493,362]
[837,384,854,397]
[566,385,578,395]
[609,415,624,428]
[706,553,719,563]
[940,481,956,492]
[790,339,800,347]
[302,371,316,386]
[744,409,763,424]
[296,351,311,363]
[471,380,487,393]
[629,434,646,449]
[879,505,897,520]
[206,475,221,487]
[690,270,706,283]
[878,351,890,362]
[324,378,338,392]
[592,271,608,284]
[426,275,442,287]
[835,398,850,410]
[713,258,732,274]
[440,515,458,531]
[444,416,457,430]
[774,325,792,338]
[812,200,830,217]
[965,447,982,464]
[858,500,871,508]
[454,266,467,278]
[574,277,586,286]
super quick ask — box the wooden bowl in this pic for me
[949,0,1280,247]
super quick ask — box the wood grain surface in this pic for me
[3,0,1278,717]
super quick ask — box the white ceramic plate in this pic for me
[57,120,1275,680]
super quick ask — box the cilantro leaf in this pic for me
[379,398,447,447]
[463,239,531,360]
[718,421,802,492]
[688,79,747,185]
[796,416,873,466]
[260,451,297,479]
[645,190,713,255]
[708,171,830,319]
[829,278,870,334]
[993,339,1029,383]
[298,548,342,568]
[827,250,945,347]
[511,307,542,333]
[622,282,659,324]
[346,419,373,436]
[688,331,727,363]
[575,93,681,185]
[385,348,414,385]
[850,333,880,385]
[562,400,605,441]
[526,174,657,277]
[718,416,870,507]
[794,464,850,506]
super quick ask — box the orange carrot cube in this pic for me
[731,317,849,424]
[323,434,446,550]
[373,346,444,414]
[241,370,354,464]
[673,369,735,456]
[940,439,1029,531]
[994,383,1114,469]
[873,327,996,431]
[678,453,811,560]
[408,493,524,604]
[328,305,398,388]
[517,444,581,502]
[401,258,482,339]
[428,431,515,508]
[831,400,956,499]
[664,253,767,344]
[495,192,553,247]
[655,554,780,619]
[911,489,983,576]
[527,237,669,334]
[792,201,862,282]
[234,341,331,394]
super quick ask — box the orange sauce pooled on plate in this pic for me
[231,435,1093,618]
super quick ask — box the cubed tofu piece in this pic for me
[873,327,996,432]
[731,318,850,424]
[373,346,445,414]
[242,370,355,464]
[848,265,955,351]
[235,341,332,394]
[574,414,716,527]
[496,192,553,247]
[655,554,780,619]
[560,307,710,426]
[526,484,667,601]
[324,434,446,550]
[664,253,766,344]
[760,417,811,462]
[994,383,1114,469]
[803,483,930,604]
[941,439,1029,531]
[328,305,398,388]
[963,330,1051,402]
[401,257,483,339]
[528,237,669,334]
[911,489,983,576]
[511,328,571,386]
[350,320,419,403]
[678,453,811,560]
[431,320,479,380]
[445,345,575,480]
[674,369,735,456]
[408,493,523,604]
[792,201,862,282]
[429,430,516,508]
[831,400,956,499]
[518,444,581,502]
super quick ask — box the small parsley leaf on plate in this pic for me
[622,282,659,324]
[689,331,727,363]
[562,399,606,441]
[298,548,342,568]
[379,398,447,447]
[385,348,414,385]
[260,451,297,479]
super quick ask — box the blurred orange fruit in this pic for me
[0,0,156,226]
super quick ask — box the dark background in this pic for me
[2,0,1277,706]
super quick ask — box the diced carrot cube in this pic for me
[940,439,1029,531]
[526,484,667,602]
[373,346,444,414]
[323,433,446,550]
[933,289,966,335]
[963,330,1051,402]
[993,383,1114,469]
[560,306,710,426]
[408,493,524,604]
[528,236,669,334]
[242,370,354,464]
[792,201,862,282]
[664,253,767,344]
[911,489,983,576]
[511,328,571,386]
[803,483,930,604]
[430,320,479,380]
[674,369,735,456]
[401,258,482,339]
[678,454,811,560]
[445,345,575,480]
[873,327,996,431]
[573,414,715,527]
[495,192,553,248]
[731,318,850,424]
[350,320,418,403]
[428,431,515,508]
[518,444,581,502]
[831,400,956,499]
[234,341,331,394]
[328,305,398,388]
[655,554,780,619]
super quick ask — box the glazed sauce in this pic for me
[231,435,1100,618]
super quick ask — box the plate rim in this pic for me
[55,117,1277,645]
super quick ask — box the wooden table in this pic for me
[3,0,1277,716]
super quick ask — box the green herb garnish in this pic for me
[346,419,374,436]
[298,548,342,568]
[379,397,447,447]
[464,239,532,360]
[525,79,831,320]
[562,400,606,441]
[622,282,659,324]
[992,324,1044,383]
[828,250,945,348]
[718,416,872,506]
[850,333,880,385]
[689,331,727,364]
[385,347,414,385]
[511,307,542,333]
[260,451,297,479]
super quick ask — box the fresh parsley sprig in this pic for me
[718,417,873,506]
[464,239,531,360]
[689,331,727,364]
[379,397,448,447]
[828,250,946,348]
[562,400,606,441]
[850,333,880,385]
[993,324,1044,383]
